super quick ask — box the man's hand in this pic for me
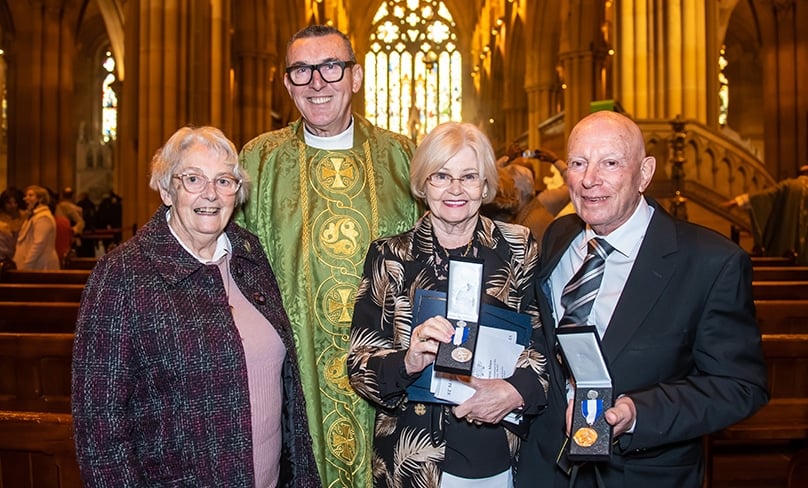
[604,396,637,437]
[565,395,636,437]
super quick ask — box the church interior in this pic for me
[0,0,806,486]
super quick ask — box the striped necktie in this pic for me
[559,237,615,327]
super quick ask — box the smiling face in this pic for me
[283,33,363,137]
[425,146,485,234]
[160,143,237,258]
[23,189,39,210]
[565,112,656,235]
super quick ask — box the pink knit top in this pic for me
[216,257,285,488]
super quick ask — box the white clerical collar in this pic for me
[165,208,232,263]
[303,117,354,150]
[582,196,654,258]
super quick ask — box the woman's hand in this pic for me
[404,316,454,375]
[452,377,524,425]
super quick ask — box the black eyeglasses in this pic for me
[285,60,356,86]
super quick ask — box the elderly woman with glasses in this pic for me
[71,126,320,488]
[348,122,549,487]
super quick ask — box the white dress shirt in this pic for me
[548,197,654,338]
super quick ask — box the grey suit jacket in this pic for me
[517,198,769,488]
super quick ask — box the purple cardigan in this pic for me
[71,206,320,487]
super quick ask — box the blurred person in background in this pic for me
[13,185,60,270]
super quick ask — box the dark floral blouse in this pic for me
[348,213,549,488]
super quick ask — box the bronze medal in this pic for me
[451,347,472,363]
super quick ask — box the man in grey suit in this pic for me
[517,111,768,487]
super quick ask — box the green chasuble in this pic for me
[237,115,420,488]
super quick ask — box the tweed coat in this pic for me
[71,205,320,488]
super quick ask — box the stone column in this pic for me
[4,0,81,191]
[231,0,277,147]
[615,0,713,121]
[758,0,804,179]
[559,0,608,135]
[117,0,232,234]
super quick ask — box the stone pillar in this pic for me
[615,0,713,121]
[4,0,81,191]
[117,0,232,235]
[758,0,804,179]
[559,0,608,135]
[503,105,527,146]
[231,0,277,147]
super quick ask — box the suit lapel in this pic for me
[601,203,678,361]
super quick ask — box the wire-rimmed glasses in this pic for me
[285,60,356,86]
[172,173,242,196]
[426,172,484,189]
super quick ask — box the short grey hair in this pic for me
[148,126,250,206]
[286,24,357,64]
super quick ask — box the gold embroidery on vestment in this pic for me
[329,418,357,463]
[326,286,355,324]
[320,156,355,189]
[325,353,352,392]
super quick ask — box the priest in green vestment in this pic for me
[236,25,420,488]
[726,165,808,264]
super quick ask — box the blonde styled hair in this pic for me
[409,122,498,204]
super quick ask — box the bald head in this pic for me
[568,111,647,163]
[564,111,656,235]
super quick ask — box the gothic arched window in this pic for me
[365,0,462,143]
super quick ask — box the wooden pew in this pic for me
[752,281,808,300]
[715,334,808,440]
[61,257,98,271]
[753,266,808,282]
[755,300,808,334]
[0,269,91,285]
[751,256,797,267]
[707,334,808,487]
[0,333,73,413]
[0,284,84,303]
[0,411,82,487]
[0,302,79,332]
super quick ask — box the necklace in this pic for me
[441,237,473,259]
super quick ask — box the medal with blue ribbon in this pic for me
[452,320,469,345]
[581,390,604,425]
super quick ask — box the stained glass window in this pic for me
[101,51,117,143]
[718,45,728,127]
[365,0,462,143]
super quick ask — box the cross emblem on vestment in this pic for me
[327,287,354,323]
[321,157,354,189]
